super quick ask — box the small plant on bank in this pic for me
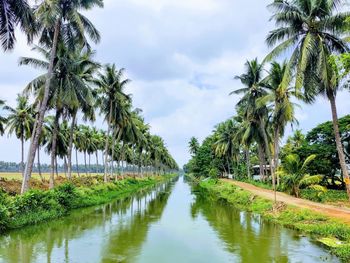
[277,154,326,198]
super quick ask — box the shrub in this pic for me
[209,168,220,179]
[0,204,9,231]
[53,183,77,209]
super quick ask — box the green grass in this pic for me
[197,179,350,262]
[0,174,176,232]
[301,188,349,203]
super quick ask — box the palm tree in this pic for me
[95,65,131,182]
[0,99,6,136]
[0,0,35,51]
[278,154,325,198]
[5,95,34,177]
[188,137,200,156]
[91,127,105,173]
[22,0,103,194]
[266,0,350,200]
[64,48,99,179]
[232,59,273,178]
[259,61,300,184]
[214,119,240,177]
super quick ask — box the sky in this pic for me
[1,0,350,167]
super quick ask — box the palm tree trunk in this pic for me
[67,112,76,180]
[55,156,59,179]
[96,151,99,174]
[110,130,117,177]
[104,102,113,182]
[88,153,91,176]
[329,92,350,201]
[245,148,251,180]
[37,147,44,182]
[50,110,60,189]
[274,126,280,186]
[260,121,276,203]
[75,148,80,178]
[64,156,68,179]
[21,20,61,194]
[21,134,24,178]
[258,144,265,178]
[84,151,87,176]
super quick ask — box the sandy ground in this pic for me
[222,179,350,225]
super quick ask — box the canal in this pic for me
[0,177,338,263]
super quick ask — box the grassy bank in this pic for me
[0,175,175,233]
[197,179,350,262]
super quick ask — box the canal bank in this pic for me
[0,175,176,233]
[0,176,339,263]
[196,178,350,262]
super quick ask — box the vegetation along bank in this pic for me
[0,174,176,233]
[195,178,350,262]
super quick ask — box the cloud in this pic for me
[1,0,350,167]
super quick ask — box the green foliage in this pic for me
[0,176,173,232]
[301,189,348,203]
[186,136,224,177]
[53,183,78,209]
[209,168,220,179]
[198,180,350,262]
[280,116,350,188]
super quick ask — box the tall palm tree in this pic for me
[214,119,240,176]
[0,99,6,135]
[232,60,272,173]
[259,61,300,184]
[0,0,35,51]
[233,59,277,201]
[22,0,103,194]
[266,0,350,200]
[188,137,200,156]
[5,95,34,177]
[95,65,131,182]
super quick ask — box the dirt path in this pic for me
[222,179,350,225]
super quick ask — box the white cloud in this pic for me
[1,0,350,168]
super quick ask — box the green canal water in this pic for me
[0,177,339,263]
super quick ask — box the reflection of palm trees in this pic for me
[101,182,174,263]
[191,196,288,262]
[0,181,175,263]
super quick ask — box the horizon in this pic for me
[1,0,350,167]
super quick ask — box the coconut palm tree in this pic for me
[278,154,326,198]
[188,137,200,156]
[214,119,240,177]
[0,0,35,51]
[259,61,301,184]
[232,60,272,174]
[0,99,6,136]
[266,0,350,200]
[5,95,34,177]
[45,116,69,187]
[95,65,131,182]
[22,0,103,194]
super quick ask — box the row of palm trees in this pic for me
[0,0,177,193]
[209,0,350,201]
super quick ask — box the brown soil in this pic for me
[222,179,350,225]
[0,174,138,195]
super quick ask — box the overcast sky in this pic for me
[1,0,350,167]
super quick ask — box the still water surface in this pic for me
[0,177,339,263]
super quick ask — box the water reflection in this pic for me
[0,180,175,263]
[0,177,339,263]
[191,194,339,263]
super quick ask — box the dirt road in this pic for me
[222,179,350,224]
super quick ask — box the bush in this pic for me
[53,183,77,209]
[0,204,9,231]
[209,168,220,179]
